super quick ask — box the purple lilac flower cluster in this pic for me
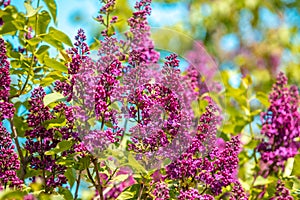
[67,29,90,75]
[126,0,159,66]
[25,87,79,190]
[127,83,181,152]
[257,72,300,176]
[125,53,197,167]
[121,0,159,95]
[0,38,11,99]
[165,101,242,197]
[178,188,214,200]
[151,181,170,200]
[270,180,294,200]
[96,0,118,36]
[55,25,124,155]
[0,126,23,189]
[230,181,248,200]
[78,34,125,153]
[0,38,14,120]
[55,29,90,102]
[0,38,23,189]
[184,41,221,97]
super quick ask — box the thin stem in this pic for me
[106,12,110,29]
[137,106,141,123]
[17,0,40,98]
[9,119,26,180]
[40,138,48,193]
[137,183,144,200]
[200,185,208,195]
[104,167,118,186]
[92,157,104,200]
[74,170,82,200]
[120,118,128,145]
[86,168,97,187]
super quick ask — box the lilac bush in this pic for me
[257,72,300,177]
[0,0,299,199]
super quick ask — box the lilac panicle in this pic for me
[25,87,72,190]
[230,181,248,200]
[166,101,242,197]
[257,72,300,176]
[127,0,159,66]
[0,38,12,102]
[184,41,221,97]
[151,181,170,200]
[178,188,214,200]
[55,28,90,102]
[270,180,294,200]
[0,38,22,189]
[67,28,90,75]
[0,125,23,189]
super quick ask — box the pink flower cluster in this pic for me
[270,180,294,200]
[165,101,245,198]
[0,38,22,189]
[257,72,300,176]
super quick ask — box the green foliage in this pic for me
[45,140,74,155]
[1,0,299,199]
[43,0,57,23]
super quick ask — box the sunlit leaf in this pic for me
[24,2,42,18]
[45,140,74,155]
[43,0,57,23]
[44,57,68,72]
[48,27,73,47]
[43,92,65,106]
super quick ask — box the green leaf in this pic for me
[89,38,101,50]
[59,188,73,200]
[36,45,50,56]
[266,181,277,198]
[42,34,64,50]
[116,191,135,200]
[127,153,147,174]
[76,156,90,170]
[43,0,57,23]
[283,157,294,177]
[37,11,51,35]
[24,2,42,17]
[253,176,276,186]
[64,168,76,189]
[256,92,270,107]
[48,27,73,47]
[244,138,259,150]
[112,174,129,184]
[27,37,42,46]
[292,154,300,176]
[50,194,65,200]
[45,140,74,155]
[0,190,26,200]
[10,60,21,68]
[43,92,65,106]
[57,156,75,166]
[13,115,28,137]
[0,22,17,34]
[107,25,115,36]
[40,77,55,87]
[250,109,262,117]
[44,57,68,73]
[42,117,67,129]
